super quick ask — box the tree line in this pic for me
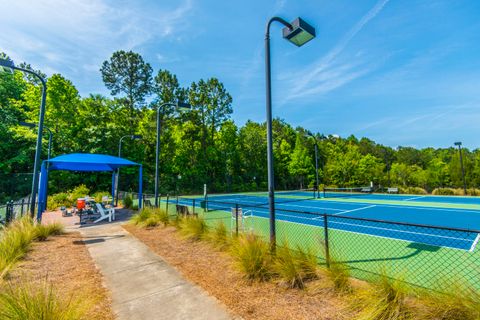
[1,50,479,203]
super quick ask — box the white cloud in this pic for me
[283,0,390,101]
[0,0,194,94]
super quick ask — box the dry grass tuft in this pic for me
[230,233,272,281]
[179,216,208,241]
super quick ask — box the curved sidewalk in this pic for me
[77,221,234,320]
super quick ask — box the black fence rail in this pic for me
[0,195,33,224]
[157,196,480,294]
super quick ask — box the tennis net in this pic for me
[323,186,373,198]
[205,188,316,209]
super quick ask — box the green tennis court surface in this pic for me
[166,191,480,292]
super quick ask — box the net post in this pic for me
[323,213,330,268]
[235,203,239,236]
[166,194,169,214]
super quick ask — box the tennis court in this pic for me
[188,191,480,251]
[165,190,480,291]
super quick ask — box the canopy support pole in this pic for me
[138,165,143,209]
[111,171,116,207]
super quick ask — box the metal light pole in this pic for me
[306,133,320,198]
[115,134,142,206]
[265,17,316,247]
[1,58,47,218]
[155,101,191,207]
[19,122,53,161]
[454,141,467,195]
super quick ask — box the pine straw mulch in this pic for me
[5,232,115,320]
[123,224,355,320]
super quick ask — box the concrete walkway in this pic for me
[76,222,233,320]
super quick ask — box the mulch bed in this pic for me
[6,232,114,320]
[123,224,354,320]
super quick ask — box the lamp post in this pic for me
[115,134,142,206]
[454,141,467,195]
[265,17,316,247]
[306,132,320,198]
[1,58,47,218]
[19,122,53,162]
[155,101,191,207]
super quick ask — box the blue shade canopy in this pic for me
[47,153,140,172]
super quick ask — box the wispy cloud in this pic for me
[0,0,194,94]
[284,0,390,101]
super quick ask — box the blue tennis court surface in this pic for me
[175,192,480,251]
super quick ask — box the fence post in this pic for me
[21,199,25,216]
[323,213,330,268]
[192,199,196,215]
[176,195,179,205]
[6,200,13,224]
[235,203,239,236]
[166,194,169,214]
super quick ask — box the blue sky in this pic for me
[1,0,480,149]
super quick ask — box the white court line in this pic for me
[324,200,480,214]
[404,196,426,201]
[247,212,474,252]
[333,205,377,215]
[469,234,480,252]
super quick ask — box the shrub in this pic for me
[0,280,90,320]
[207,221,229,249]
[123,195,133,209]
[353,271,411,320]
[418,281,480,320]
[432,188,456,196]
[34,223,64,241]
[400,187,427,195]
[129,208,153,226]
[93,191,111,203]
[69,184,90,203]
[230,234,271,281]
[179,216,208,241]
[0,216,36,278]
[273,241,318,289]
[47,192,72,210]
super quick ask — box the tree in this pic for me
[288,134,313,189]
[100,50,153,123]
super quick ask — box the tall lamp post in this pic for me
[155,101,191,207]
[265,17,316,247]
[454,141,467,195]
[306,132,320,198]
[1,57,47,218]
[19,122,53,161]
[115,134,142,206]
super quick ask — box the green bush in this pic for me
[400,187,427,195]
[123,195,133,209]
[47,192,72,210]
[92,191,111,203]
[69,184,90,202]
[272,241,318,289]
[432,188,456,196]
[230,234,271,281]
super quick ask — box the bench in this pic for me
[176,204,196,216]
[144,199,153,208]
[387,187,399,194]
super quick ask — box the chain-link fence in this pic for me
[0,195,33,224]
[154,195,480,294]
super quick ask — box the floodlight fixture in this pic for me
[282,17,316,47]
[454,141,462,146]
[19,121,36,128]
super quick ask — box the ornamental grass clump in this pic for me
[0,279,91,320]
[0,216,36,279]
[272,241,319,289]
[34,223,65,242]
[353,271,411,320]
[179,216,208,241]
[230,233,272,281]
[206,221,229,249]
[129,207,153,226]
[417,280,480,320]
